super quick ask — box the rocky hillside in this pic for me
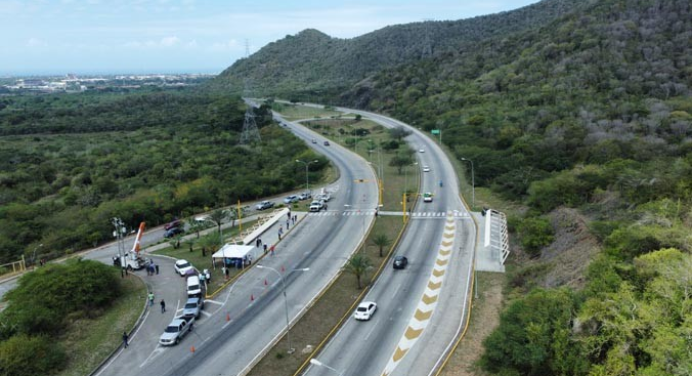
[208,0,585,96]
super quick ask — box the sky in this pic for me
[0,0,540,76]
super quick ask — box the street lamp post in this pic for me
[309,358,343,376]
[256,265,309,354]
[295,159,319,194]
[404,162,419,195]
[461,158,475,208]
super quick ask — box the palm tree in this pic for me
[199,232,223,255]
[183,238,195,253]
[372,233,392,258]
[207,209,229,235]
[346,254,372,289]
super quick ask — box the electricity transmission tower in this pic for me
[240,39,262,145]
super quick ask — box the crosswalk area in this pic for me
[308,210,470,218]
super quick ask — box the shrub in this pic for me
[517,216,554,258]
[0,334,66,376]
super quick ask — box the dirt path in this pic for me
[440,272,504,376]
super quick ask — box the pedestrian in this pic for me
[287,211,291,220]
[263,244,268,254]
[148,292,154,306]
[122,331,129,348]
[160,299,166,313]
[292,215,296,224]
[256,238,260,247]
[258,238,262,247]
[270,245,275,256]
[224,266,230,278]
[286,220,290,230]
[155,264,159,275]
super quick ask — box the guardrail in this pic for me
[485,209,510,264]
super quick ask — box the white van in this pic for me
[186,275,202,296]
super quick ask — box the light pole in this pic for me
[368,161,384,207]
[404,162,418,195]
[309,358,343,376]
[461,158,475,208]
[256,265,309,354]
[295,159,319,194]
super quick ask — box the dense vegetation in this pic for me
[214,0,692,374]
[208,0,583,96]
[0,89,327,264]
[0,260,119,376]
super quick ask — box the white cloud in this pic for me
[209,39,239,52]
[160,36,179,46]
[26,37,46,47]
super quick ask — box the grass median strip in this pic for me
[247,216,404,376]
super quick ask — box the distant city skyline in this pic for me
[1,0,540,76]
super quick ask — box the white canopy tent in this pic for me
[212,244,255,260]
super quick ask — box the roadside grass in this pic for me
[55,275,146,376]
[247,216,403,376]
[273,103,341,120]
[153,220,257,294]
[438,272,504,376]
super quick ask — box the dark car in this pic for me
[323,140,330,146]
[164,227,184,238]
[165,220,182,231]
[393,256,408,270]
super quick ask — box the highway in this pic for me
[302,107,476,376]
[95,109,380,376]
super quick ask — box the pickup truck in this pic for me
[255,200,274,211]
[159,315,195,346]
[309,200,327,212]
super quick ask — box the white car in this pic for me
[423,192,433,203]
[354,301,377,321]
[423,165,430,172]
[174,259,194,277]
[419,148,425,153]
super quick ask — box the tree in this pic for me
[389,126,411,140]
[372,233,391,257]
[389,153,414,175]
[0,334,66,376]
[198,232,223,256]
[207,209,229,235]
[345,254,372,289]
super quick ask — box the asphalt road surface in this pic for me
[302,107,476,376]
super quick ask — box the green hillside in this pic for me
[208,0,584,96]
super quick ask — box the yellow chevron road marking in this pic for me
[393,346,408,362]
[439,249,451,256]
[441,240,453,247]
[414,308,433,321]
[405,326,424,340]
[428,280,442,290]
[433,268,445,277]
[436,258,449,267]
[422,293,438,305]
[443,233,454,239]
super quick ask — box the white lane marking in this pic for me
[140,346,165,368]
[201,310,212,318]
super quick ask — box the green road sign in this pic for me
[431,129,440,135]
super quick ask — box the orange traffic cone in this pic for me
[264,279,268,286]
[190,346,195,353]
[226,313,230,322]
[251,294,254,301]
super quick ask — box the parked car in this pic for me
[298,192,311,201]
[423,192,433,203]
[316,193,331,202]
[393,256,409,270]
[174,259,194,277]
[283,195,299,204]
[255,200,274,210]
[164,227,184,238]
[354,301,377,321]
[423,165,430,172]
[186,275,202,297]
[164,220,182,231]
[311,138,317,144]
[182,297,204,318]
[159,315,195,346]
[323,140,330,146]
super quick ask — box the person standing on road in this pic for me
[155,264,159,275]
[122,332,129,348]
[263,244,268,254]
[160,299,166,313]
[148,292,154,306]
